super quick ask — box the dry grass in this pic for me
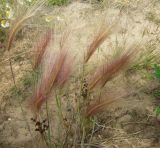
[27,21,137,146]
[84,23,112,63]
[33,30,52,69]
[1,1,160,147]
[85,96,119,117]
[6,0,46,51]
[5,0,47,86]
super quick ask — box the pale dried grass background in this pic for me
[0,0,160,147]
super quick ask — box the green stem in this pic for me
[46,101,51,148]
[89,118,96,145]
[81,124,86,148]
[41,132,49,148]
[9,58,16,86]
[55,90,63,147]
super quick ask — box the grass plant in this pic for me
[6,0,46,86]
[27,21,134,147]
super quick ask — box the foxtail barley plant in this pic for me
[28,23,135,147]
[2,0,136,147]
[6,0,46,85]
[31,47,74,113]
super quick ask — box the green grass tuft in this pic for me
[48,0,68,6]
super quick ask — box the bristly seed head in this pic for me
[84,23,112,63]
[30,32,74,113]
[33,30,52,69]
[88,51,133,90]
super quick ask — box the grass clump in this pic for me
[9,71,37,100]
[26,22,135,147]
[151,64,160,120]
[48,0,68,6]
[10,85,22,98]
[146,11,160,25]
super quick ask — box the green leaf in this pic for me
[154,64,160,80]
[48,0,67,6]
[154,90,160,97]
[55,144,61,148]
[155,106,160,116]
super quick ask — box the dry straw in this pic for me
[6,0,46,51]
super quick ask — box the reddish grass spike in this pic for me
[0,42,4,48]
[54,53,74,87]
[29,82,46,112]
[30,93,46,112]
[30,48,73,112]
[6,0,46,51]
[30,31,74,112]
[7,16,33,51]
[46,50,68,91]
[85,98,118,117]
[88,52,132,90]
[84,25,111,63]
[33,30,52,69]
[59,30,70,50]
